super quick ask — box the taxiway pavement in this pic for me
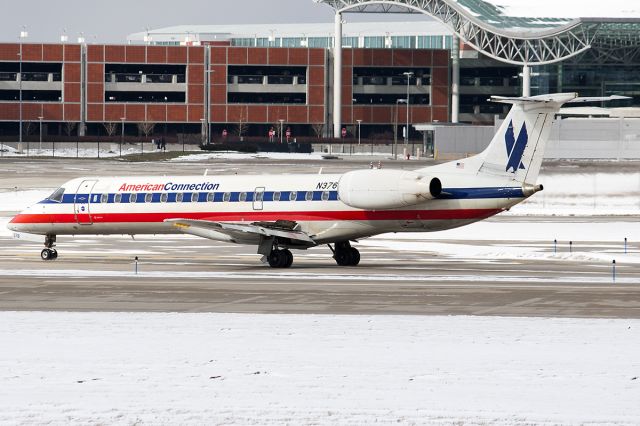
[1,155,639,317]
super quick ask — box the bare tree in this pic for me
[103,122,119,137]
[137,122,155,138]
[64,122,77,136]
[312,123,324,139]
[272,122,282,138]
[236,106,249,141]
[22,121,36,136]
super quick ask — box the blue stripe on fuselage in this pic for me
[37,187,526,205]
[438,187,525,199]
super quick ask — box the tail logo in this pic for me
[505,120,528,173]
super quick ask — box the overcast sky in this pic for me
[0,0,427,43]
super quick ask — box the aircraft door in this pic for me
[253,187,265,211]
[74,179,98,225]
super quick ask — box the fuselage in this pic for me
[8,168,529,245]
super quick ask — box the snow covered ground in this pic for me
[0,143,157,158]
[1,161,639,423]
[0,312,638,424]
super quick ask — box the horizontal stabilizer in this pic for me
[490,93,629,106]
[567,95,630,103]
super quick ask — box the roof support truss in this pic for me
[315,0,639,66]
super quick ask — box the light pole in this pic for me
[200,118,206,146]
[204,68,214,145]
[356,119,362,145]
[18,26,28,154]
[394,99,406,160]
[278,119,285,144]
[38,116,43,154]
[120,117,125,157]
[403,71,414,148]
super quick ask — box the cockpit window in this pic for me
[48,187,65,203]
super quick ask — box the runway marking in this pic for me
[473,297,545,315]
[0,268,637,286]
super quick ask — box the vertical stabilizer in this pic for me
[478,93,578,184]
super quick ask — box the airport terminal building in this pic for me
[0,0,639,142]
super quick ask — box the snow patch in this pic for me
[0,312,638,424]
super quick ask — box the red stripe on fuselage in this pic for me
[10,209,501,224]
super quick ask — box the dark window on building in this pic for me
[104,64,186,83]
[352,94,430,105]
[228,65,307,83]
[0,90,62,102]
[227,92,306,104]
[353,67,430,85]
[105,91,185,103]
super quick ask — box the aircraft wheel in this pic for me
[282,249,294,268]
[268,250,291,268]
[268,250,281,268]
[349,248,360,266]
[50,249,58,260]
[41,248,55,261]
[334,249,352,266]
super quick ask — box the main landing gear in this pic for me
[267,249,294,268]
[329,241,360,267]
[41,234,58,261]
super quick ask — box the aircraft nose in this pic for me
[7,213,26,232]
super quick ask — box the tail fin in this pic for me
[478,93,580,184]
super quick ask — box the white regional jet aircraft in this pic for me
[8,93,621,268]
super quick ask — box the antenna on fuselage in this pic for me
[318,168,323,175]
[204,169,209,176]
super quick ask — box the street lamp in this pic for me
[204,69,215,145]
[356,119,362,146]
[38,116,43,154]
[19,26,28,154]
[394,99,406,160]
[200,118,206,146]
[278,119,285,144]
[120,117,125,157]
[403,71,414,148]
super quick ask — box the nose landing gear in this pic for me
[41,234,58,261]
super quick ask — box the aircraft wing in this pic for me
[164,218,317,246]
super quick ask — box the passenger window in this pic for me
[101,193,108,204]
[289,191,297,201]
[207,192,215,202]
[305,191,313,201]
[114,193,122,203]
[176,193,183,203]
[130,193,137,203]
[322,191,330,201]
[239,192,247,202]
[47,187,65,203]
[145,193,153,203]
[273,191,281,201]
[223,192,231,202]
[160,193,168,203]
[255,192,264,202]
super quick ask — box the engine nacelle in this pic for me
[338,169,442,210]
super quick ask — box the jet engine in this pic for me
[338,169,442,210]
